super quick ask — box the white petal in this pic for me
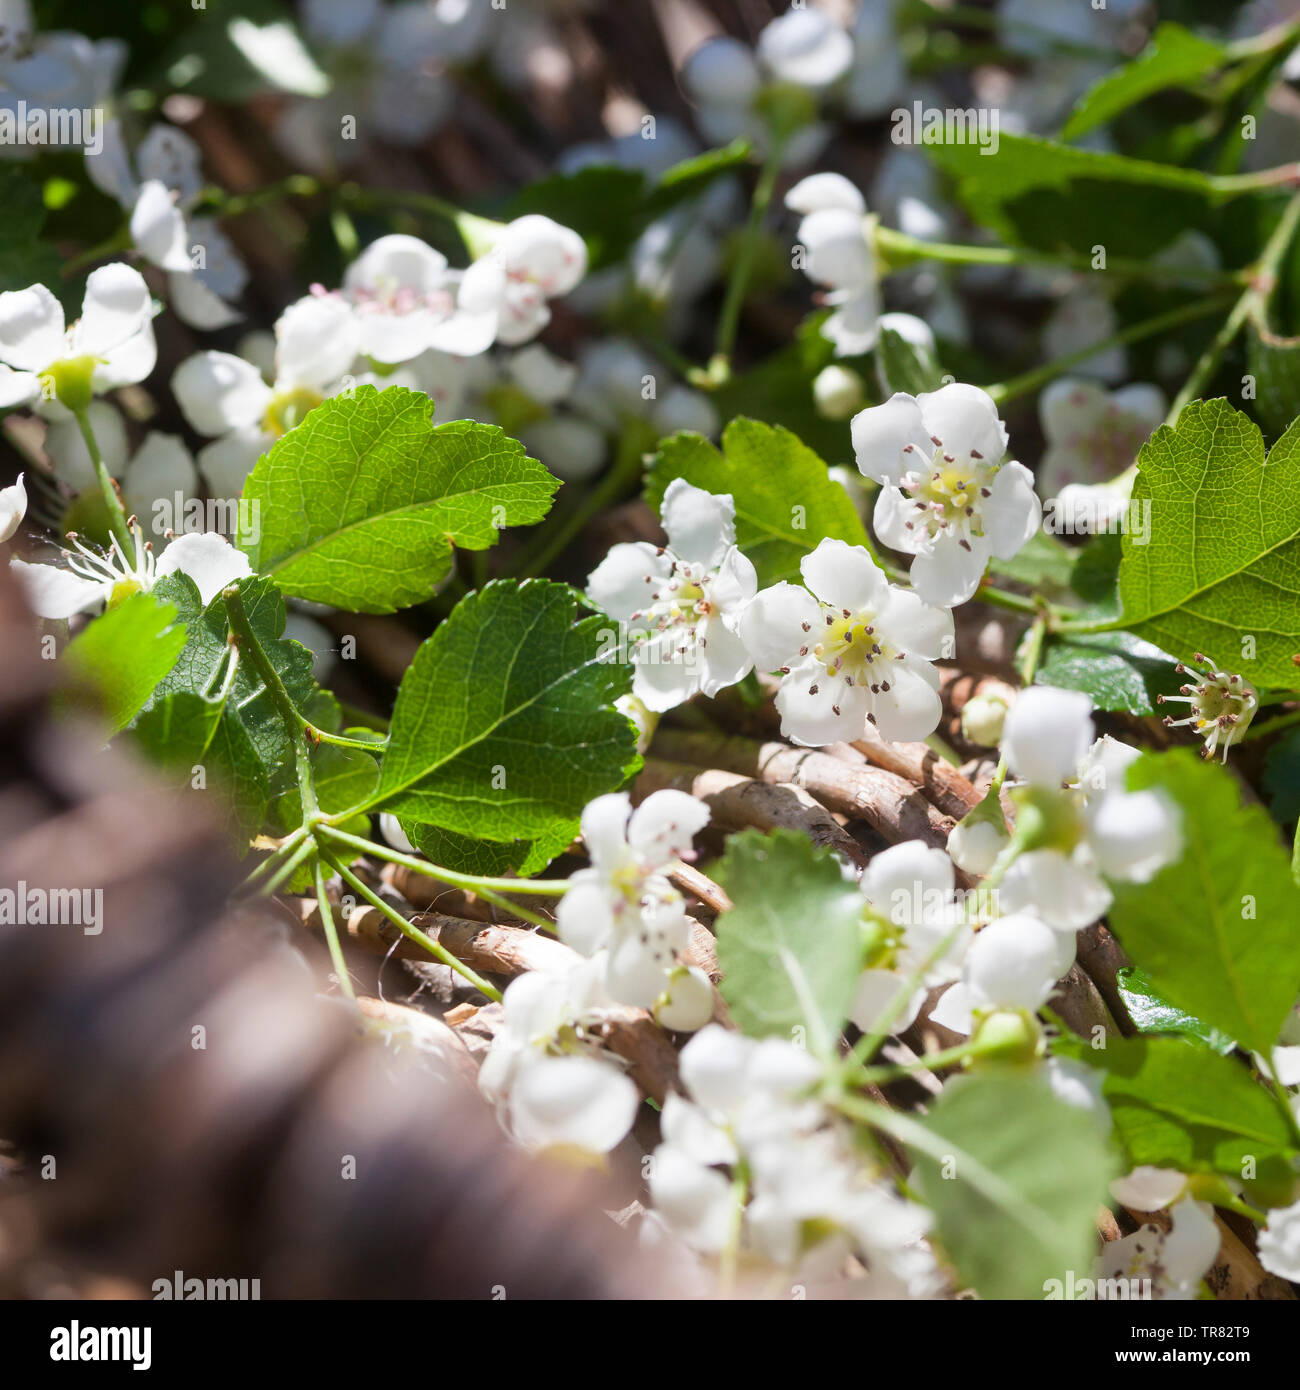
[130,181,192,272]
[586,541,672,621]
[680,37,760,108]
[508,1054,638,1155]
[851,392,928,486]
[123,432,198,527]
[799,537,888,611]
[678,1023,751,1114]
[1162,1199,1220,1287]
[1110,1167,1187,1212]
[628,789,710,866]
[1257,1199,1300,1283]
[710,546,758,625]
[999,849,1111,931]
[697,613,754,695]
[275,294,358,390]
[506,343,576,404]
[904,535,990,608]
[0,283,64,371]
[797,207,871,288]
[648,1146,735,1252]
[659,1093,736,1167]
[660,478,735,567]
[963,912,1063,1013]
[0,472,26,542]
[916,383,1007,464]
[1001,685,1095,788]
[94,320,156,390]
[822,283,881,357]
[785,171,866,216]
[985,461,1042,559]
[862,840,954,923]
[1039,377,1108,445]
[154,530,252,605]
[197,428,270,499]
[851,968,926,1034]
[0,365,40,408]
[10,557,107,620]
[869,662,943,742]
[655,966,715,1032]
[172,352,273,437]
[757,7,853,88]
[73,263,153,357]
[345,233,449,296]
[776,665,868,746]
[877,586,954,659]
[498,214,587,297]
[739,582,821,670]
[167,270,242,331]
[1087,789,1181,884]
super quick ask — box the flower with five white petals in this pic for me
[852,383,1042,607]
[557,790,714,1030]
[740,537,953,746]
[11,522,250,621]
[786,171,880,357]
[1100,1168,1220,1300]
[0,264,155,415]
[586,479,756,713]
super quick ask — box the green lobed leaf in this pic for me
[57,593,187,733]
[925,133,1233,257]
[403,817,577,880]
[1108,749,1300,1055]
[1035,629,1181,714]
[369,580,639,853]
[1115,965,1237,1054]
[909,1072,1116,1301]
[240,385,559,613]
[139,573,318,840]
[1116,398,1300,689]
[1062,23,1226,141]
[713,829,865,1057]
[646,418,873,586]
[1060,1034,1297,1202]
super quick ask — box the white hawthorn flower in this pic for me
[557,790,714,1030]
[786,171,880,357]
[1100,1170,1220,1300]
[11,522,250,620]
[680,7,852,166]
[929,911,1075,1035]
[850,840,971,1035]
[1157,653,1259,762]
[0,264,155,415]
[1258,1198,1300,1283]
[852,383,1042,607]
[171,293,360,499]
[477,955,639,1157]
[482,214,588,347]
[0,472,26,542]
[342,233,503,364]
[1038,378,1164,497]
[95,121,248,331]
[586,479,756,713]
[740,537,953,746]
[998,688,1182,931]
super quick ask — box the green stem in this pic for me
[307,725,387,752]
[1244,706,1300,742]
[985,295,1235,406]
[712,136,787,375]
[62,229,133,279]
[236,826,308,898]
[1166,188,1300,425]
[316,823,571,897]
[74,407,133,552]
[329,853,503,1002]
[1015,610,1050,687]
[222,585,308,746]
[314,855,356,1002]
[973,583,1040,617]
[851,1038,1000,1086]
[258,837,317,899]
[875,226,1244,288]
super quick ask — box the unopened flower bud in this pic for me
[961,691,1010,747]
[813,364,865,420]
[971,1008,1042,1065]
